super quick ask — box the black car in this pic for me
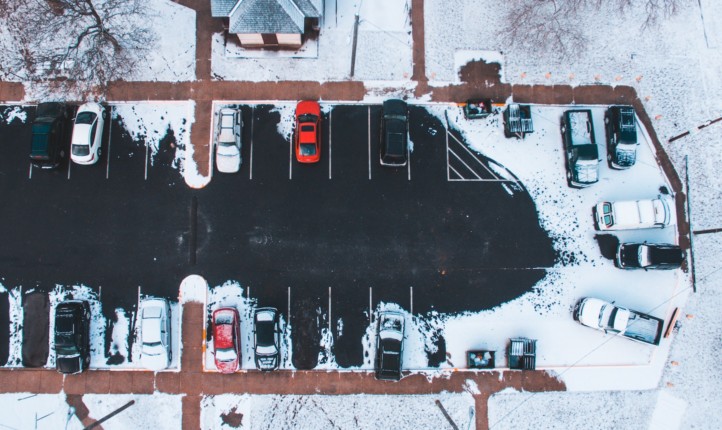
[54,300,91,374]
[380,99,408,167]
[253,307,281,371]
[605,105,638,169]
[561,109,600,187]
[616,243,685,270]
[30,102,69,169]
[374,311,405,381]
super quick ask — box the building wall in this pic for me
[237,33,302,48]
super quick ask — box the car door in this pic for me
[163,304,171,360]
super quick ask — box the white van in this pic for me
[595,195,675,231]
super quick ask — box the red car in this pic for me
[295,101,321,163]
[212,307,240,373]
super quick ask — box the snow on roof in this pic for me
[228,0,320,34]
[210,0,237,17]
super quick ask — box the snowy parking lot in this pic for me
[0,101,685,381]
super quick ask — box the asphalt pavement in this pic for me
[0,103,554,369]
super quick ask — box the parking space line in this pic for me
[288,130,293,180]
[249,106,254,180]
[98,286,102,301]
[106,106,113,179]
[287,286,291,324]
[448,148,483,180]
[448,131,501,180]
[28,163,32,179]
[144,138,149,180]
[328,109,332,179]
[445,120,450,181]
[369,287,373,321]
[328,287,332,333]
[407,146,412,181]
[367,106,372,180]
[449,164,463,180]
[67,159,72,179]
[410,286,413,316]
[246,286,250,298]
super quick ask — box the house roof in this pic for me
[213,0,321,34]
[210,0,238,17]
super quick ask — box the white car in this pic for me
[139,298,172,370]
[215,108,242,173]
[70,102,105,165]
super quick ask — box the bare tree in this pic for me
[0,0,155,97]
[500,0,681,59]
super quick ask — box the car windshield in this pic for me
[602,203,614,227]
[300,143,317,155]
[215,348,237,362]
[298,114,318,123]
[72,144,90,156]
[75,112,96,125]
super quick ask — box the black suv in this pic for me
[54,300,91,374]
[561,109,599,187]
[616,243,685,270]
[374,311,405,381]
[31,102,69,169]
[605,105,638,169]
[380,99,408,167]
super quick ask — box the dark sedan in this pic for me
[616,243,685,270]
[253,307,281,371]
[380,99,409,167]
[54,300,91,374]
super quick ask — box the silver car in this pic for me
[215,108,242,173]
[139,298,172,370]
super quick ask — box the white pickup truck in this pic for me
[594,195,675,231]
[573,297,664,345]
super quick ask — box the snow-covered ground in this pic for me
[211,0,412,83]
[201,392,476,430]
[424,0,722,427]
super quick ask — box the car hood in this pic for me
[141,351,169,371]
[577,298,605,328]
[216,149,240,173]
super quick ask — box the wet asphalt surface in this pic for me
[0,104,555,369]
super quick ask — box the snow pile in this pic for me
[270,103,296,143]
[5,286,23,366]
[201,393,475,430]
[0,393,82,430]
[83,394,183,430]
[1,105,27,124]
[113,101,207,188]
[487,390,657,430]
[180,274,208,304]
[211,0,412,83]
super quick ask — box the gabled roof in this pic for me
[211,0,238,17]
[213,0,321,34]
